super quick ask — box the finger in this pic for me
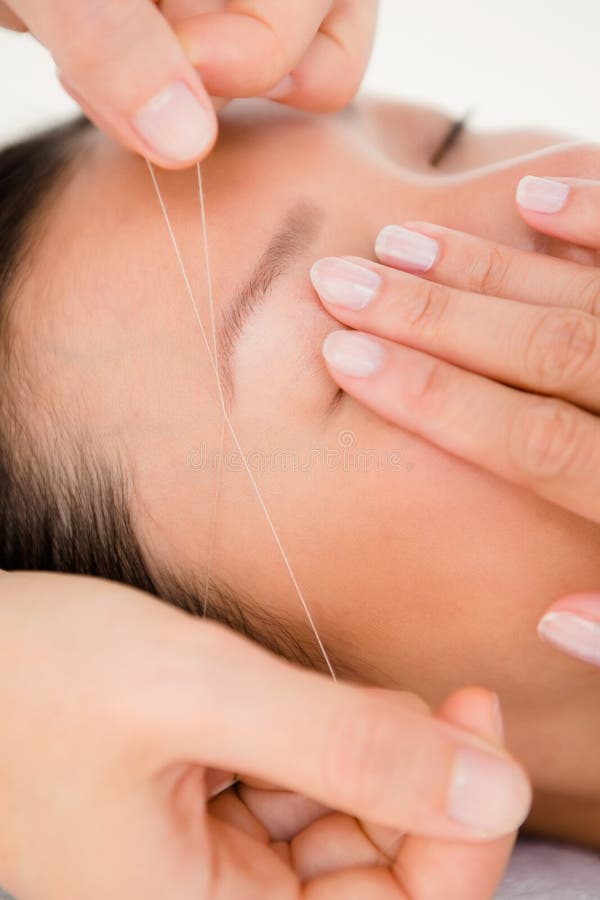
[293,813,391,883]
[236,787,331,842]
[290,689,431,881]
[0,2,25,30]
[374,222,600,318]
[311,255,600,412]
[176,0,332,98]
[516,176,600,249]
[304,866,405,900]
[538,593,600,667]
[209,787,271,842]
[164,620,531,841]
[271,0,379,112]
[321,329,600,523]
[393,688,516,900]
[236,687,422,846]
[14,0,216,168]
[301,693,514,899]
[292,689,432,882]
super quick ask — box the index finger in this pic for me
[375,222,600,318]
[15,0,216,167]
[176,0,332,97]
[167,620,531,841]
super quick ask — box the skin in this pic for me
[13,98,600,848]
[0,571,522,900]
[315,172,600,844]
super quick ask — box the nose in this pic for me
[423,140,600,265]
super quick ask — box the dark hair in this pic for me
[0,117,342,674]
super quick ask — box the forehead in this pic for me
[9,115,348,560]
[21,104,364,384]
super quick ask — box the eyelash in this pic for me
[430,115,468,167]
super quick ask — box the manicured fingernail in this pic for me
[538,611,600,666]
[448,747,531,836]
[375,225,439,272]
[311,258,381,310]
[516,176,570,213]
[132,81,214,163]
[264,74,294,99]
[322,330,385,377]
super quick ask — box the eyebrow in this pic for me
[216,201,324,405]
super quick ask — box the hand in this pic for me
[0,1,378,168]
[310,175,600,670]
[0,571,530,899]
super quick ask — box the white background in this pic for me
[1,0,600,143]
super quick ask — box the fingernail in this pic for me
[132,81,214,163]
[538,611,600,666]
[264,74,294,99]
[516,176,570,214]
[311,258,381,310]
[448,747,531,836]
[322,330,385,377]
[375,225,439,272]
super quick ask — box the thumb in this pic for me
[14,0,216,167]
[167,620,531,842]
[538,593,600,667]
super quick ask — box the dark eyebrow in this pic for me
[216,201,324,405]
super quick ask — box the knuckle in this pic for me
[508,398,584,483]
[53,4,143,82]
[410,355,452,417]
[577,273,600,318]
[466,244,512,296]
[525,309,597,390]
[403,279,451,338]
[321,695,402,810]
[237,15,289,93]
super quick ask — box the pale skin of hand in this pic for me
[313,174,600,670]
[0,0,378,167]
[0,571,530,900]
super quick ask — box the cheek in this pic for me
[261,424,600,695]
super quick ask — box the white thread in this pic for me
[146,160,336,681]
[197,162,225,618]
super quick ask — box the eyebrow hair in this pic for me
[216,201,324,405]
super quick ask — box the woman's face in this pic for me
[21,100,600,801]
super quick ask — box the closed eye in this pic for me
[430,113,470,168]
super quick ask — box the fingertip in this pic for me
[438,687,505,746]
[538,594,600,667]
[131,80,218,167]
[60,71,218,169]
[516,176,571,215]
[542,592,600,619]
